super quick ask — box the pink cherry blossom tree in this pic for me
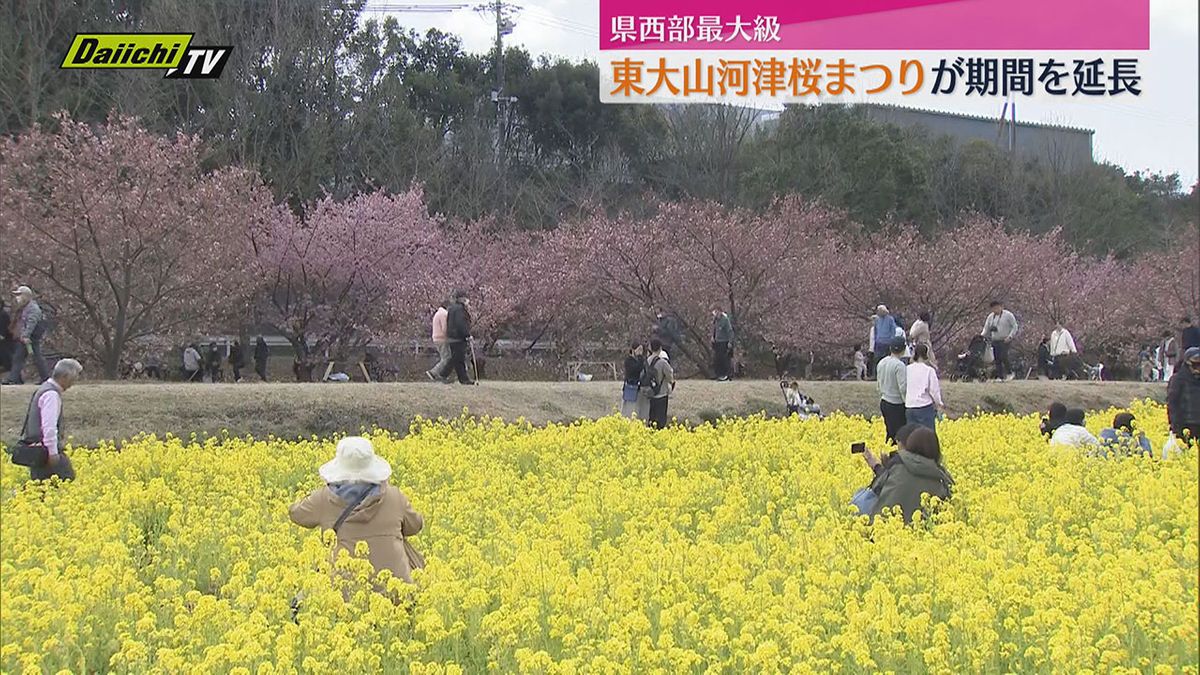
[248,187,443,380]
[1146,226,1199,327]
[428,219,542,346]
[0,113,271,378]
[537,198,844,374]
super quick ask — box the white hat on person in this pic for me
[11,285,32,297]
[319,436,392,484]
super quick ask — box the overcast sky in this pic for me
[371,0,1198,186]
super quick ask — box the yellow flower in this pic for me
[0,404,1194,672]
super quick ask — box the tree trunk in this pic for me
[103,346,122,380]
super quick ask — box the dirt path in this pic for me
[0,379,1165,447]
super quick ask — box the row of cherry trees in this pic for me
[2,116,1195,378]
[542,204,1196,374]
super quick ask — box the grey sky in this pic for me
[371,0,1198,186]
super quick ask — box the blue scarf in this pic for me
[328,481,381,504]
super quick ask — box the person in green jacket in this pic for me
[870,426,954,523]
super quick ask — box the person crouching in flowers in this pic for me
[852,423,921,515]
[1039,402,1067,439]
[869,426,954,523]
[290,437,424,584]
[1097,412,1153,458]
[1050,408,1098,448]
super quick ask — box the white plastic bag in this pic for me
[1162,434,1182,460]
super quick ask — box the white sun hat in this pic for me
[319,436,392,484]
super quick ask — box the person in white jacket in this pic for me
[1050,408,1099,448]
[1049,322,1080,379]
[1049,323,1077,357]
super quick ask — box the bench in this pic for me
[566,360,618,381]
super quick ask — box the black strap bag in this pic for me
[7,400,48,467]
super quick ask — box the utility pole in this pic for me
[479,1,517,165]
[494,0,505,102]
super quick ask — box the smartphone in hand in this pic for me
[851,442,866,454]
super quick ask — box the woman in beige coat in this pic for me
[290,436,424,583]
[909,312,936,369]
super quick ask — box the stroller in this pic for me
[956,335,992,382]
[780,381,823,419]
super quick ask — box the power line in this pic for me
[360,3,470,13]
[517,4,595,32]
[521,14,598,37]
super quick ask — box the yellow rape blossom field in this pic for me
[1,401,1196,673]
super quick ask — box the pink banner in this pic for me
[599,0,1150,50]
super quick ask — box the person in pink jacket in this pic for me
[425,301,450,383]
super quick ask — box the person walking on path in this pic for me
[621,343,647,419]
[3,286,50,385]
[1049,322,1077,359]
[1037,337,1054,379]
[711,308,734,381]
[876,337,908,445]
[853,345,867,380]
[254,337,270,382]
[425,302,451,382]
[981,300,1019,381]
[1178,317,1200,360]
[1048,321,1078,378]
[1167,347,1200,447]
[435,291,474,385]
[1158,331,1176,382]
[894,315,912,364]
[652,308,682,358]
[183,344,202,382]
[909,312,935,369]
[871,306,897,377]
[645,339,675,429]
[289,437,425,587]
[0,300,13,376]
[17,358,83,481]
[206,342,223,383]
[229,340,244,382]
[905,344,945,431]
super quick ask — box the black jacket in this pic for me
[1182,326,1200,353]
[1167,367,1200,434]
[1037,343,1051,367]
[1040,416,1066,438]
[652,315,682,346]
[623,355,644,385]
[254,340,269,364]
[447,301,472,341]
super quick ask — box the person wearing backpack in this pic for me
[643,339,675,429]
[3,286,50,385]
